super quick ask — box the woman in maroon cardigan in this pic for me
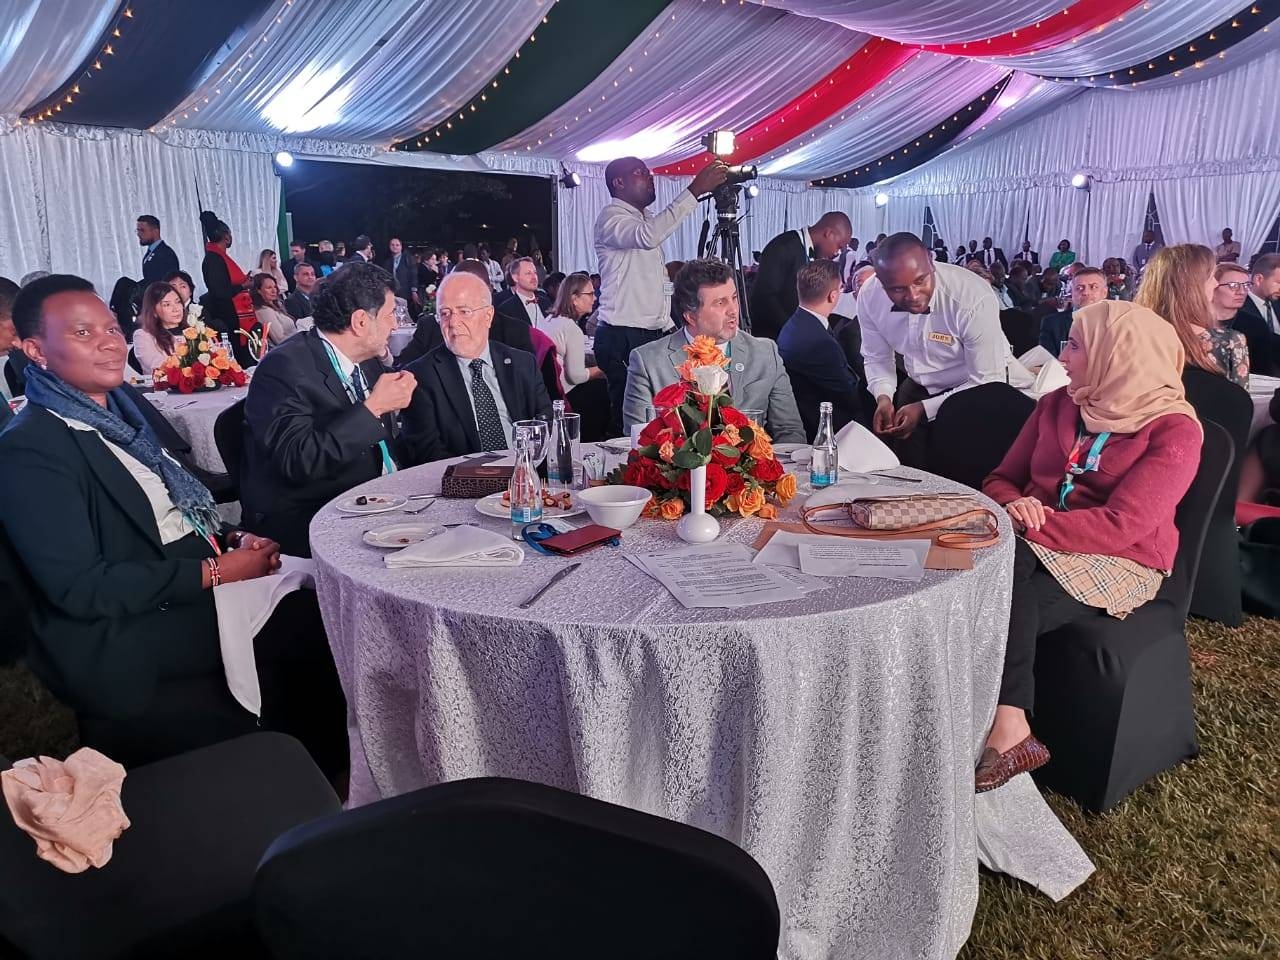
[977,300,1203,792]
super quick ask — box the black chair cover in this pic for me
[0,734,338,960]
[926,382,1037,489]
[213,398,247,496]
[254,777,780,960]
[999,308,1038,357]
[1031,420,1231,812]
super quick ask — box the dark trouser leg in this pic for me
[892,378,934,470]
[593,323,667,438]
[252,590,348,779]
[568,378,612,443]
[1000,538,1099,711]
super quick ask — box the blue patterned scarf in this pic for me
[24,365,222,536]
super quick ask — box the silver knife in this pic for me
[518,562,582,609]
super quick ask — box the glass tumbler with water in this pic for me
[509,424,544,539]
[810,401,838,488]
[548,401,582,494]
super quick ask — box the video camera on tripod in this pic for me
[694,130,760,331]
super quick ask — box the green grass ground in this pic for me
[2,617,1276,958]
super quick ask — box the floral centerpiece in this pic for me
[607,335,797,522]
[420,283,437,321]
[153,318,248,394]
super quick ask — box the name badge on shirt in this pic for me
[927,331,955,345]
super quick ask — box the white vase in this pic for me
[677,463,720,544]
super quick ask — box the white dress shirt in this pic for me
[485,258,504,292]
[50,411,195,544]
[857,261,1032,420]
[132,327,178,374]
[537,314,592,394]
[798,306,830,331]
[317,330,391,474]
[515,291,545,327]
[456,345,514,447]
[594,190,697,330]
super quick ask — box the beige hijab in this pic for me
[1068,300,1201,435]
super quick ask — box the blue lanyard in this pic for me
[1058,426,1109,510]
[319,338,396,475]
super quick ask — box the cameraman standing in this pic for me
[593,156,729,436]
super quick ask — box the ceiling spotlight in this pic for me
[744,183,760,199]
[874,192,889,207]
[702,129,736,158]
[1071,172,1089,189]
[559,167,581,189]
[273,150,294,168]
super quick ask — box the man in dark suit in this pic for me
[748,212,852,340]
[1231,253,1280,376]
[978,237,1007,270]
[1017,240,1039,266]
[777,260,862,439]
[402,271,552,463]
[382,237,419,314]
[396,260,534,368]
[282,241,310,292]
[347,235,375,265]
[494,257,550,330]
[242,262,417,556]
[136,215,180,287]
[0,275,22,397]
[284,262,318,320]
[1037,266,1106,353]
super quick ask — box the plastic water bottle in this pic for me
[219,332,232,355]
[509,426,544,540]
[810,401,838,488]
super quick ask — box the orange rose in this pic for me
[747,434,774,461]
[759,503,778,520]
[211,353,231,370]
[724,493,739,513]
[642,496,662,519]
[183,327,198,340]
[659,498,685,520]
[737,487,765,518]
[716,424,741,446]
[774,473,798,505]
[681,334,729,370]
[658,440,675,463]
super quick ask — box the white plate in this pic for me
[475,491,586,520]
[789,447,813,465]
[334,494,407,515]
[772,442,806,457]
[362,523,442,548]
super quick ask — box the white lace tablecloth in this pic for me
[309,457,1093,960]
[144,386,248,473]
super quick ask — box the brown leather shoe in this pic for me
[975,735,1050,793]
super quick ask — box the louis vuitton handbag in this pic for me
[801,493,1001,549]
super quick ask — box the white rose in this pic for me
[198,352,212,365]
[426,284,437,294]
[692,364,728,396]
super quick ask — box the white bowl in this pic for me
[577,485,651,530]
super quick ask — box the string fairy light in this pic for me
[23,5,136,124]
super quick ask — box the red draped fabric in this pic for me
[915,0,1148,56]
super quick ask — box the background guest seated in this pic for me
[251,273,299,347]
[401,271,552,463]
[777,260,863,439]
[0,275,345,773]
[1038,266,1107,353]
[977,301,1202,793]
[285,262,318,320]
[1229,252,1280,376]
[495,257,551,330]
[242,261,415,557]
[132,281,186,374]
[536,271,610,441]
[162,270,203,327]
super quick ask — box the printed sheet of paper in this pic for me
[797,540,930,582]
[627,542,808,608]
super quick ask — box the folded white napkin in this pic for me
[1018,345,1057,370]
[1030,358,1070,397]
[1247,373,1280,398]
[834,420,899,472]
[214,555,316,716]
[385,524,524,569]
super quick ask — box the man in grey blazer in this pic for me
[623,258,806,443]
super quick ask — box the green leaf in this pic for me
[713,445,739,459]
[693,430,713,456]
[671,448,707,470]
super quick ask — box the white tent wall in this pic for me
[0,124,280,303]
[863,45,1280,266]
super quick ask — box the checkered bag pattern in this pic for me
[848,494,988,532]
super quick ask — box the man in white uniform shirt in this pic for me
[593,155,729,436]
[858,233,1032,467]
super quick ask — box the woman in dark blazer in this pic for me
[0,275,344,773]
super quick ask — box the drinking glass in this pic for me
[512,418,549,466]
[550,412,582,492]
[739,408,765,426]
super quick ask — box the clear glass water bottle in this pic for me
[219,332,232,355]
[810,401,838,488]
[509,425,544,540]
[547,399,569,491]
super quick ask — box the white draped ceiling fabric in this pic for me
[0,0,1277,293]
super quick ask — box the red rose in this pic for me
[165,367,181,388]
[232,370,247,387]
[711,445,740,468]
[751,457,784,483]
[719,406,749,428]
[176,375,195,394]
[190,361,206,382]
[724,472,746,496]
[219,369,236,386]
[704,462,729,504]
[653,381,691,410]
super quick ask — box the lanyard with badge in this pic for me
[1058,425,1109,510]
[319,338,397,475]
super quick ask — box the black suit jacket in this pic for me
[0,403,221,718]
[494,290,551,331]
[382,255,417,300]
[1231,298,1279,376]
[396,308,535,369]
[4,350,28,397]
[777,308,861,440]
[401,342,552,464]
[749,231,807,340]
[285,289,314,320]
[241,329,400,556]
[141,240,180,287]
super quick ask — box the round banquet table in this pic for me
[143,385,248,473]
[310,453,1093,960]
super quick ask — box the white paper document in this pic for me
[628,543,808,608]
[797,540,931,582]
